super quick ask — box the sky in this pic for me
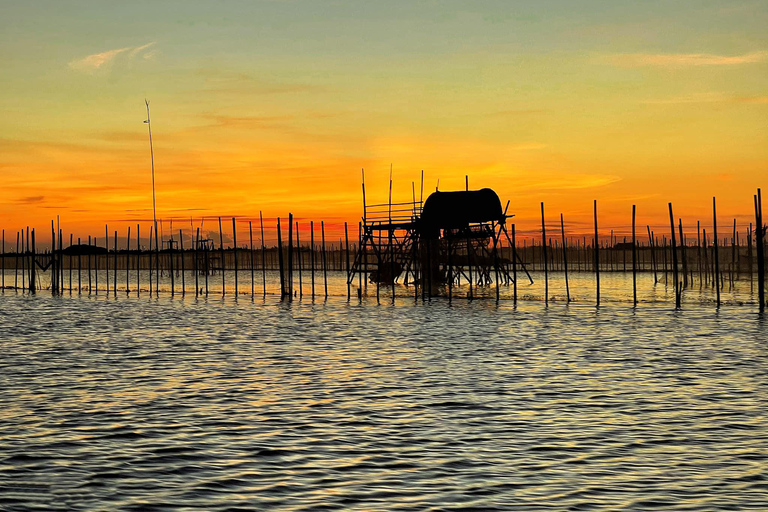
[0,0,766,245]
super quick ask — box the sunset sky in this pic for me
[1,1,766,245]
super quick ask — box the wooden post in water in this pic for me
[219,217,225,297]
[48,226,54,294]
[194,227,200,297]
[77,237,82,293]
[321,221,328,298]
[126,227,131,293]
[148,227,152,295]
[669,203,680,309]
[679,219,688,289]
[594,200,600,306]
[250,221,255,298]
[168,229,176,296]
[560,213,570,303]
[287,213,293,300]
[136,225,140,295]
[113,231,118,297]
[260,211,266,297]
[14,232,19,291]
[713,197,721,307]
[23,228,27,292]
[697,221,703,287]
[296,222,303,298]
[310,221,315,299]
[232,217,238,296]
[647,226,657,284]
[104,227,109,295]
[632,205,637,307]
[359,222,365,297]
[30,229,36,294]
[179,229,185,295]
[277,217,285,299]
[755,189,764,312]
[512,224,517,304]
[748,223,753,288]
[541,202,548,304]
[66,232,71,293]
[1,229,4,292]
[345,222,350,301]
[731,219,737,286]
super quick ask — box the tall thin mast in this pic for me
[145,100,160,290]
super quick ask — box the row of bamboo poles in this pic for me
[1,190,765,310]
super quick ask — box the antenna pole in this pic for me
[145,99,160,291]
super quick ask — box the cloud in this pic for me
[735,96,768,104]
[602,50,768,68]
[69,42,156,73]
[17,195,45,204]
[642,92,768,105]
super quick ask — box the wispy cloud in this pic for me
[735,96,768,104]
[642,92,768,105]
[602,50,768,68]
[69,42,156,74]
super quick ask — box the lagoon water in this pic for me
[1,289,767,510]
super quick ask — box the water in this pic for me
[1,293,766,510]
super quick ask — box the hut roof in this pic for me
[420,188,504,234]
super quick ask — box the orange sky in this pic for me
[1,1,766,248]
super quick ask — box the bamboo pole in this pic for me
[232,217,238,296]
[113,231,117,297]
[277,217,285,299]
[86,235,92,294]
[148,227,152,295]
[321,221,328,298]
[104,226,109,295]
[179,229,185,295]
[755,189,764,312]
[632,205,637,307]
[679,219,688,288]
[250,221,255,298]
[713,198,721,307]
[512,224,517,304]
[260,211,266,296]
[669,203,680,309]
[560,213,569,303]
[310,221,315,299]
[594,200,600,306]
[30,229,36,294]
[345,222,350,301]
[647,226,657,284]
[77,237,82,293]
[287,213,293,300]
[126,227,131,293]
[541,202,548,304]
[14,232,19,290]
[195,227,200,297]
[137,225,140,295]
[219,217,225,297]
[296,222,302,298]
[168,228,175,297]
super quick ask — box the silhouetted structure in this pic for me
[349,185,529,301]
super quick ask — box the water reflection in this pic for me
[0,294,766,510]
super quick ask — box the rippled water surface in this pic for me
[1,293,767,511]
